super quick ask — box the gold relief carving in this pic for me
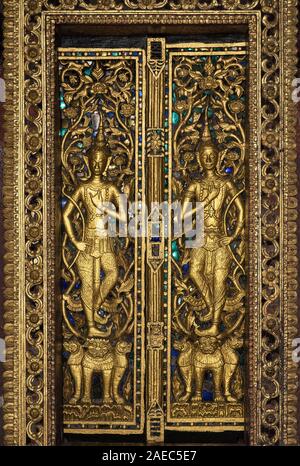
[147,38,166,79]
[64,338,132,405]
[167,45,246,430]
[125,0,168,9]
[42,0,261,10]
[147,322,164,349]
[171,401,243,419]
[147,128,164,157]
[173,335,243,404]
[59,50,144,433]
[2,0,298,446]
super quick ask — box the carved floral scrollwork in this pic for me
[59,54,139,423]
[259,0,281,445]
[170,49,246,416]
[41,0,261,10]
[43,0,123,10]
[124,0,168,8]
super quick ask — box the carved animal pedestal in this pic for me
[64,338,133,425]
[172,336,244,421]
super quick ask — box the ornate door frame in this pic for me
[2,1,298,446]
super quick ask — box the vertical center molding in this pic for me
[146,38,166,443]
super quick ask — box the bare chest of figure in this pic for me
[83,183,111,228]
[195,178,226,229]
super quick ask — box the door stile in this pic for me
[146,38,166,444]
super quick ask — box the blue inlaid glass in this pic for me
[172,251,180,261]
[67,312,75,325]
[60,278,68,291]
[61,197,67,208]
[182,263,190,274]
[212,55,219,64]
[208,107,214,118]
[172,112,179,125]
[171,347,179,366]
[171,240,178,252]
[83,67,92,76]
[69,243,76,253]
[203,390,214,402]
[59,128,68,137]
[225,167,233,174]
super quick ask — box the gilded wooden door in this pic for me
[3,1,298,448]
[60,38,248,443]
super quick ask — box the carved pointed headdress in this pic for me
[89,113,110,160]
[197,106,217,157]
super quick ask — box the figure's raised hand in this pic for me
[75,241,86,252]
[209,183,220,199]
[219,235,232,246]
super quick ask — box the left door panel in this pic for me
[58,48,145,435]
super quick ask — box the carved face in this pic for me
[173,339,191,353]
[87,339,111,358]
[90,148,108,175]
[229,335,244,349]
[64,339,79,354]
[116,341,132,354]
[198,336,219,354]
[199,146,218,171]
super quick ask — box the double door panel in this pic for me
[60,37,247,442]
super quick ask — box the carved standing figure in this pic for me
[63,117,127,338]
[182,109,244,336]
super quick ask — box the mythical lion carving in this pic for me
[174,334,243,403]
[64,338,131,405]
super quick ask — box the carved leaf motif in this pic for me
[63,366,74,403]
[186,311,195,331]
[231,366,244,401]
[123,370,132,403]
[174,276,188,292]
[118,276,134,294]
[172,178,183,198]
[219,122,236,132]
[172,369,183,401]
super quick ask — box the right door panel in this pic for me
[166,41,248,433]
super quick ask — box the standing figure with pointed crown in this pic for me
[182,108,244,337]
[63,115,127,338]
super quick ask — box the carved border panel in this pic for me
[2,1,298,445]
